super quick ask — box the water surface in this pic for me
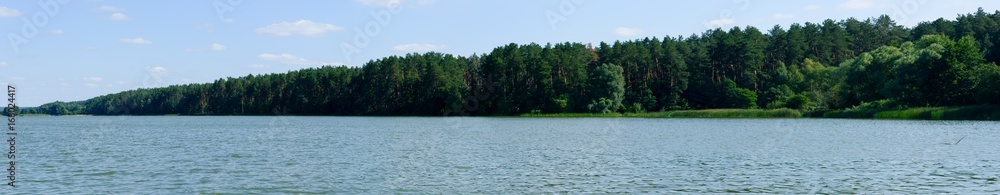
[14,116,1000,193]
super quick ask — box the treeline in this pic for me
[1,101,86,116]
[27,8,1000,116]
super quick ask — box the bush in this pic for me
[587,98,616,114]
[785,94,811,110]
[626,103,646,113]
[716,79,758,109]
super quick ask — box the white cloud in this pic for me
[150,66,168,73]
[614,27,645,38]
[98,5,124,12]
[392,43,448,52]
[120,37,152,44]
[83,77,103,82]
[0,6,20,17]
[49,29,64,35]
[705,19,736,28]
[839,0,887,9]
[247,64,270,69]
[258,53,314,65]
[184,43,225,52]
[211,43,226,51]
[111,13,129,20]
[0,62,7,67]
[803,5,821,10]
[773,13,795,20]
[85,83,99,87]
[254,20,343,36]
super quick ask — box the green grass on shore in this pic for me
[821,105,1000,120]
[520,109,802,118]
[519,112,625,117]
[16,105,999,120]
[634,109,802,118]
[14,114,56,116]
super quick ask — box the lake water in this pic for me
[10,116,1000,193]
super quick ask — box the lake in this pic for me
[12,116,1000,193]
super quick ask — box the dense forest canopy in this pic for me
[8,9,1000,116]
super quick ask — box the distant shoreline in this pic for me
[18,105,1000,121]
[523,105,1000,120]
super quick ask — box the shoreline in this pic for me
[15,105,1000,121]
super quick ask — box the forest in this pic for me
[8,9,1000,116]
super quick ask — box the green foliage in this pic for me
[823,105,1000,120]
[519,112,624,117]
[975,64,1000,104]
[852,99,905,110]
[714,79,757,109]
[784,94,811,110]
[858,35,991,107]
[85,65,362,115]
[627,102,646,113]
[32,101,86,115]
[586,63,625,113]
[26,9,1000,119]
[587,98,616,114]
[636,109,801,118]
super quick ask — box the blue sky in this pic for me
[1,0,998,106]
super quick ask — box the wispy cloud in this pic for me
[184,43,227,52]
[120,37,152,44]
[614,27,645,38]
[211,43,226,51]
[49,29,64,35]
[254,20,343,36]
[83,77,103,82]
[111,13,129,20]
[0,6,20,17]
[150,66,168,73]
[0,62,8,67]
[258,53,314,65]
[392,43,448,52]
[773,13,795,20]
